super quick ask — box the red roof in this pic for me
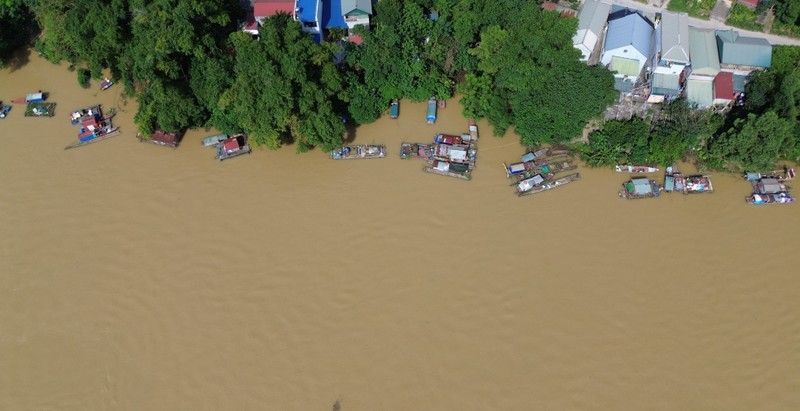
[541,1,558,11]
[223,138,240,152]
[736,0,759,8]
[714,72,735,100]
[348,35,363,45]
[152,130,180,147]
[253,0,295,17]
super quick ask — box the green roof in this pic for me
[689,28,720,76]
[716,29,772,67]
[687,77,713,107]
[610,56,641,77]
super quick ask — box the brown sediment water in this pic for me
[1,50,799,411]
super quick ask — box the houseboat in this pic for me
[432,142,476,169]
[141,130,182,148]
[747,192,795,205]
[24,102,56,117]
[389,99,399,119]
[400,142,434,160]
[217,134,251,161]
[202,133,228,147]
[434,134,463,145]
[504,159,576,179]
[619,177,662,199]
[330,144,386,160]
[99,78,113,91]
[64,116,120,150]
[663,165,685,192]
[423,160,471,180]
[683,175,713,194]
[753,177,788,195]
[0,105,10,119]
[426,97,437,124]
[70,105,103,125]
[615,164,659,173]
[518,173,581,197]
[11,92,45,104]
[469,119,479,140]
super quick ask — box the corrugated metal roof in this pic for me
[605,11,653,58]
[342,0,371,15]
[611,55,641,76]
[716,29,772,67]
[714,72,735,100]
[659,12,690,64]
[573,0,611,58]
[653,72,680,90]
[687,77,713,107]
[732,73,747,92]
[689,28,720,76]
[632,178,652,194]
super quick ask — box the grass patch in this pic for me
[726,3,763,31]
[666,0,716,19]
[771,21,800,38]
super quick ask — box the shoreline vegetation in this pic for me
[0,0,798,172]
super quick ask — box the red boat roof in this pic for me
[223,138,240,152]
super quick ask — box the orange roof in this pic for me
[253,0,295,17]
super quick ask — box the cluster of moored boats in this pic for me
[503,148,581,196]
[617,164,795,205]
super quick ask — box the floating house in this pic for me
[572,0,611,62]
[650,12,690,101]
[686,28,720,108]
[601,10,654,93]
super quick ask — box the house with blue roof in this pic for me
[296,0,322,39]
[650,12,690,100]
[600,9,654,92]
[573,0,612,62]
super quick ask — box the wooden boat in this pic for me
[747,192,795,205]
[202,133,228,147]
[518,173,581,197]
[426,97,436,124]
[64,127,121,150]
[24,102,56,117]
[12,92,45,104]
[615,164,659,173]
[400,142,433,160]
[99,78,113,91]
[469,119,478,140]
[504,158,576,179]
[683,175,713,194]
[330,144,386,160]
[423,160,471,180]
[0,105,10,119]
[663,165,685,192]
[619,177,662,199]
[217,134,252,161]
[70,105,103,125]
[744,168,795,182]
[434,134,462,145]
[389,99,399,119]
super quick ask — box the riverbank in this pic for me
[2,50,800,411]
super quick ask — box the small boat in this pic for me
[202,133,228,147]
[423,160,471,180]
[747,192,795,205]
[438,99,446,109]
[400,142,433,160]
[11,92,45,104]
[70,105,103,125]
[663,165,685,193]
[744,168,796,182]
[619,177,662,199]
[389,99,399,119]
[504,159,576,178]
[330,144,386,160]
[468,119,478,140]
[434,134,462,145]
[99,78,113,91]
[518,173,581,197]
[426,97,436,124]
[683,175,713,194]
[24,102,56,117]
[0,105,10,119]
[615,164,659,173]
[217,134,252,161]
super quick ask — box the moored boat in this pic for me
[747,192,795,205]
[744,167,796,182]
[202,133,228,147]
[615,164,659,173]
[0,104,10,119]
[663,165,685,193]
[504,158,576,179]
[70,105,103,125]
[330,144,386,160]
[400,142,433,160]
[518,173,581,197]
[99,78,113,91]
[753,177,788,195]
[683,175,713,194]
[64,112,120,150]
[426,97,436,124]
[432,142,476,169]
[217,134,251,161]
[423,160,471,180]
[468,119,478,140]
[389,99,399,119]
[141,129,182,148]
[11,92,45,104]
[619,177,662,199]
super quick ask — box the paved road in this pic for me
[610,0,800,46]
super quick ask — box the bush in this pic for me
[77,68,90,88]
[726,3,763,31]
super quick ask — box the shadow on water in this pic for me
[2,47,32,73]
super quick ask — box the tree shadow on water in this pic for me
[2,47,32,73]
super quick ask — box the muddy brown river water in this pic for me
[1,49,799,410]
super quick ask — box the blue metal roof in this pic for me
[323,0,347,29]
[297,0,317,22]
[605,11,653,58]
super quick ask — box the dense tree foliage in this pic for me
[0,0,36,66]
[580,118,650,167]
[772,0,800,26]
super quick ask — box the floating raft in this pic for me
[64,128,122,150]
[25,102,56,117]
